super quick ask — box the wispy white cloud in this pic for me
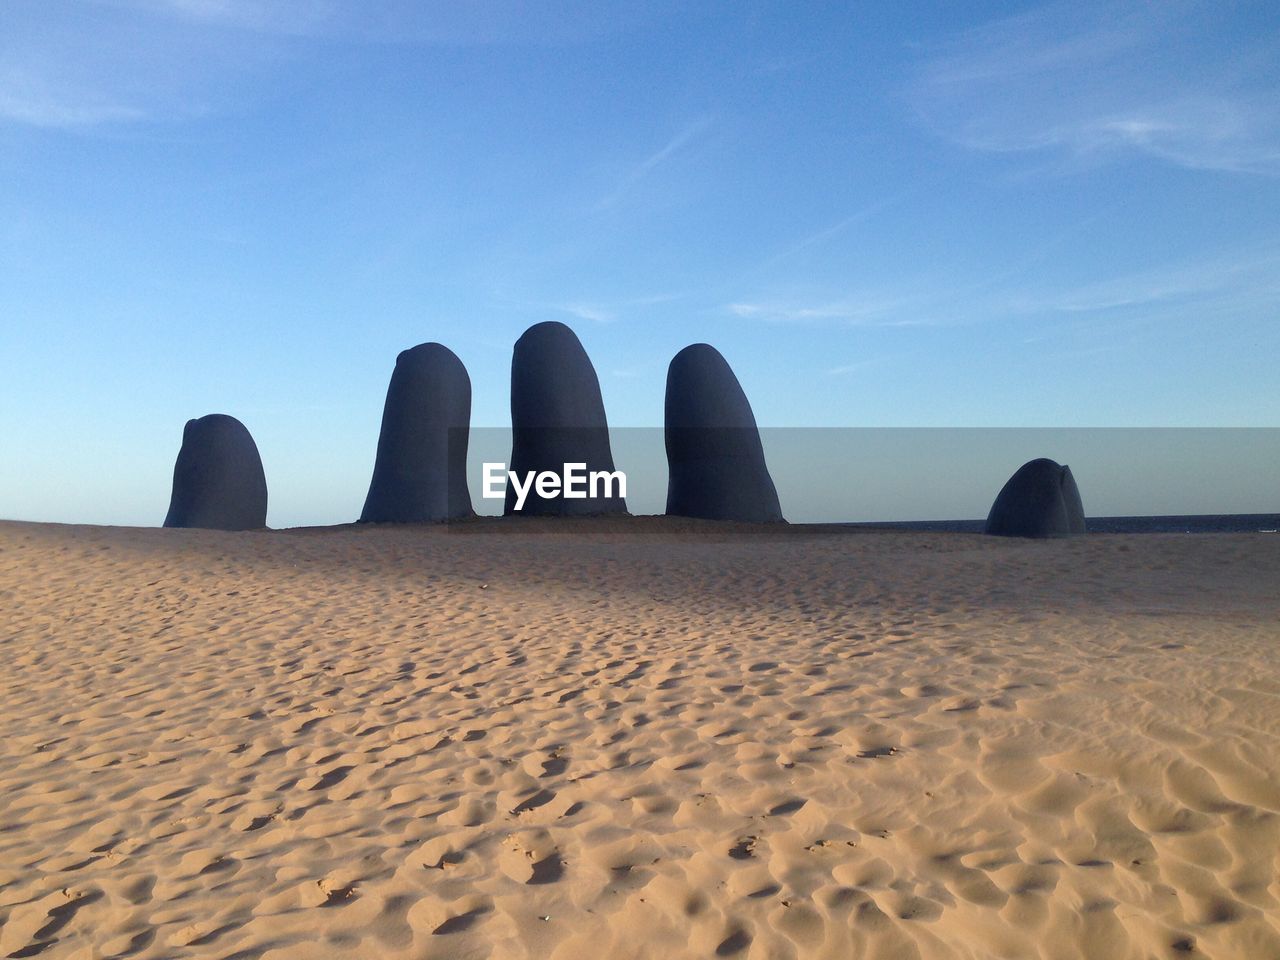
[595,119,711,210]
[826,356,892,376]
[0,67,145,127]
[756,208,881,270]
[727,297,928,327]
[503,292,684,326]
[556,302,615,324]
[1007,248,1280,316]
[754,175,948,272]
[0,5,282,130]
[910,2,1280,175]
[114,0,339,35]
[93,0,656,42]
[2,2,666,131]
[635,121,709,177]
[729,245,1280,333]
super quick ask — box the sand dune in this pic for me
[1,518,1278,959]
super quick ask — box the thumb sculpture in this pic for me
[360,342,474,523]
[506,321,627,516]
[985,458,1086,538]
[163,414,268,530]
[665,343,783,522]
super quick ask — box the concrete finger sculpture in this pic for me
[665,343,783,522]
[163,414,267,530]
[506,321,627,516]
[361,342,474,523]
[985,458,1086,538]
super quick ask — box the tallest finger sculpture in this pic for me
[506,321,627,516]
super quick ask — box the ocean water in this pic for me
[848,515,1280,534]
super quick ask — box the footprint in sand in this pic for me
[499,830,565,885]
[768,798,807,816]
[715,928,752,956]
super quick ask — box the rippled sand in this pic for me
[1,518,1278,959]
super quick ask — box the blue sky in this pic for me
[2,1,1278,526]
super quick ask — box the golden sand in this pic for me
[1,518,1278,959]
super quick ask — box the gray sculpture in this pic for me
[665,343,783,522]
[985,458,1086,538]
[361,342,473,523]
[506,321,626,516]
[163,414,267,530]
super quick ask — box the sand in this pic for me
[1,518,1278,960]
